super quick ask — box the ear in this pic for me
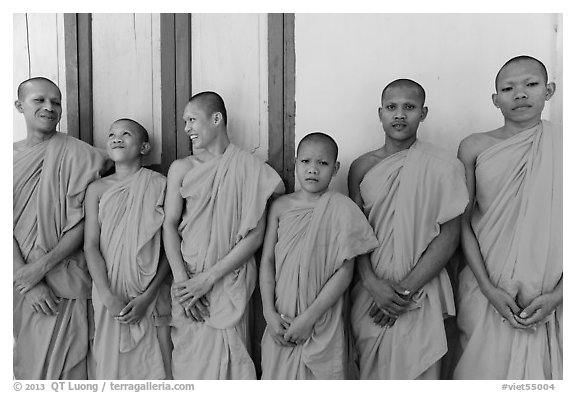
[140,142,151,156]
[420,106,428,122]
[332,161,340,176]
[491,93,500,108]
[545,82,556,101]
[377,107,383,121]
[213,112,222,126]
[14,100,23,113]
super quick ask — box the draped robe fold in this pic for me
[171,144,284,379]
[261,191,379,379]
[351,140,468,379]
[13,133,108,379]
[454,121,562,380]
[91,168,167,379]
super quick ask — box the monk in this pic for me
[260,133,378,379]
[13,77,109,379]
[163,91,284,379]
[348,79,469,379]
[454,56,562,379]
[84,119,172,379]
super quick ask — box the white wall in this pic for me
[13,13,67,142]
[92,13,162,166]
[294,14,562,195]
[191,13,269,161]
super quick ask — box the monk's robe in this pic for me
[172,144,284,380]
[13,132,108,379]
[261,191,379,380]
[351,139,468,380]
[91,168,167,379]
[454,121,562,380]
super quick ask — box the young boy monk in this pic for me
[260,133,378,379]
[163,91,284,379]
[348,79,469,379]
[13,77,109,379]
[84,119,172,379]
[454,55,562,379]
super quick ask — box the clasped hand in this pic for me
[172,273,214,322]
[485,286,558,330]
[366,278,412,327]
[14,258,47,294]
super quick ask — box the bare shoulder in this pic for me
[350,149,383,183]
[86,176,115,200]
[268,193,295,218]
[458,130,502,164]
[166,156,196,182]
[13,140,27,152]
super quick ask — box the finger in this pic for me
[31,303,41,313]
[178,292,195,304]
[119,303,133,317]
[372,308,386,325]
[45,297,59,314]
[196,301,210,317]
[183,305,193,319]
[378,315,391,327]
[369,303,380,318]
[387,317,397,327]
[199,296,210,307]
[518,309,544,326]
[519,303,539,319]
[280,314,293,323]
[503,310,528,329]
[391,283,411,297]
[391,294,412,307]
[38,301,54,316]
[189,305,203,322]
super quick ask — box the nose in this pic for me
[394,109,406,120]
[514,87,528,100]
[307,163,318,174]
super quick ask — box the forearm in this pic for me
[206,217,266,284]
[259,256,277,316]
[142,254,171,298]
[13,237,26,273]
[162,223,189,281]
[40,222,85,274]
[300,260,354,324]
[549,277,563,306]
[85,246,114,299]
[357,253,379,291]
[400,216,460,293]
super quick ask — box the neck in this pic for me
[203,132,230,157]
[113,160,142,179]
[383,135,417,155]
[26,129,57,146]
[297,188,328,202]
[502,118,542,135]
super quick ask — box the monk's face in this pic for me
[378,86,427,145]
[106,120,148,163]
[183,101,218,150]
[296,140,339,195]
[15,80,62,134]
[492,59,555,127]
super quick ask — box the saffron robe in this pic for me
[13,133,108,379]
[261,192,379,380]
[351,140,468,380]
[171,144,284,380]
[91,168,167,379]
[454,121,562,380]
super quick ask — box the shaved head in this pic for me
[112,118,149,143]
[297,132,339,161]
[189,91,228,126]
[381,79,426,106]
[495,55,548,91]
[17,77,60,100]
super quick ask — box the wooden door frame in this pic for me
[63,13,295,185]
